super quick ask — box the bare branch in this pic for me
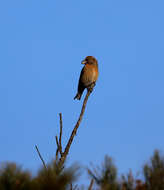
[55,136,59,162]
[55,135,60,150]
[88,179,94,190]
[70,183,78,190]
[36,83,95,169]
[59,89,92,166]
[59,113,63,155]
[35,145,47,170]
[70,183,73,190]
[73,184,78,190]
[55,113,63,163]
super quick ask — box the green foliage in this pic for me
[32,160,80,190]
[0,162,31,190]
[1,150,164,190]
[143,150,164,190]
[88,155,119,190]
[0,161,79,190]
[121,170,135,190]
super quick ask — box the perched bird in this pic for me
[74,56,99,100]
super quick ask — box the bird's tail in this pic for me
[74,93,82,100]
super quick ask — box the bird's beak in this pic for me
[81,60,87,64]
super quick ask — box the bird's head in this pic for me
[81,56,98,67]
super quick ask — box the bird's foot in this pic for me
[87,82,96,93]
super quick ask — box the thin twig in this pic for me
[70,183,73,190]
[59,113,63,155]
[55,136,59,162]
[35,145,47,170]
[55,114,63,164]
[55,135,60,150]
[73,184,78,190]
[88,179,94,190]
[70,184,78,190]
[59,89,92,166]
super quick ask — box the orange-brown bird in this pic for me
[74,56,99,100]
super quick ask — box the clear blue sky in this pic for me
[0,0,164,180]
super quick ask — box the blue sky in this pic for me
[0,0,164,181]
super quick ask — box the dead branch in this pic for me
[59,113,63,155]
[55,113,64,163]
[88,179,94,190]
[55,135,59,162]
[35,145,47,170]
[58,87,93,166]
[70,183,78,190]
[36,83,95,170]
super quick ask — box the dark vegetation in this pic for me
[1,91,164,189]
[1,150,164,190]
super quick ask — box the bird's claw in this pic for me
[87,82,96,93]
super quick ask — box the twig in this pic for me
[55,136,59,162]
[55,136,60,150]
[59,89,92,166]
[70,184,78,190]
[88,179,94,190]
[70,183,73,190]
[59,113,63,155]
[55,113,63,163]
[35,145,47,170]
[73,184,78,190]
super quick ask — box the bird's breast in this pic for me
[82,64,98,84]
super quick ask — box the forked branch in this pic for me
[36,83,95,169]
[58,87,93,166]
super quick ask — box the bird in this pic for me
[74,56,99,100]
